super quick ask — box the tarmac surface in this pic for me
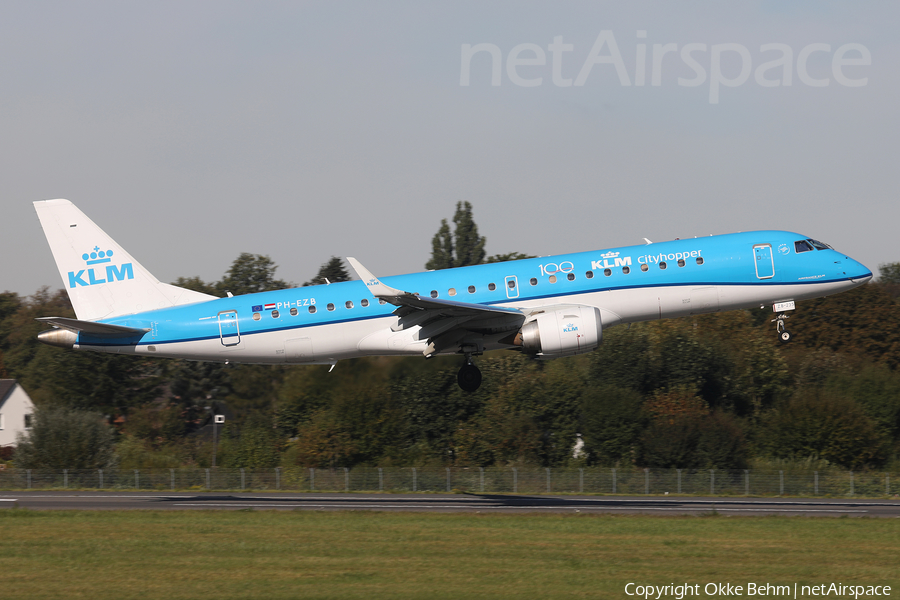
[1,492,899,516]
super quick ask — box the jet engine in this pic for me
[515,305,602,358]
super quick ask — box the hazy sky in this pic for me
[3,1,898,295]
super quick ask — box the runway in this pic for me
[1,492,898,516]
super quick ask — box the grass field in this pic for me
[0,509,897,600]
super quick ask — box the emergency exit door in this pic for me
[753,244,775,279]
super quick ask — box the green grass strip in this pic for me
[0,510,897,600]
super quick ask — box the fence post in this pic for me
[205,468,210,489]
[744,469,749,496]
[135,469,140,489]
[64,469,68,489]
[850,471,854,496]
[240,468,245,491]
[612,468,616,494]
[814,471,818,496]
[378,467,383,492]
[27,469,31,489]
[545,468,551,494]
[412,467,417,492]
[480,467,485,493]
[171,468,175,491]
[710,470,715,495]
[446,467,451,493]
[276,467,281,491]
[644,468,649,495]
[579,468,584,494]
[887,473,890,496]
[99,469,103,489]
[344,467,350,492]
[513,467,517,494]
[779,470,784,496]
[310,468,315,491]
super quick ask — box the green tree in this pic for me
[580,385,645,465]
[879,262,900,284]
[759,390,888,469]
[486,252,535,263]
[425,201,486,270]
[14,406,116,469]
[216,253,289,296]
[304,257,351,286]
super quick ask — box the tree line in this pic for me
[4,203,900,473]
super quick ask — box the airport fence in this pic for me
[0,466,895,497]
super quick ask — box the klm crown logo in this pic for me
[67,245,134,288]
[601,251,620,259]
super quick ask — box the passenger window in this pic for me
[795,240,814,253]
[585,271,594,279]
[449,288,457,296]
[361,299,369,307]
[640,264,649,272]
[567,273,575,281]
[309,305,317,314]
[327,303,335,311]
[378,299,386,305]
[345,301,354,309]
[659,262,667,270]
[468,285,476,293]
[271,310,280,318]
[677,259,685,268]
[488,283,496,291]
[529,278,537,286]
[696,257,704,265]
[604,268,611,277]
[549,275,557,284]
[252,312,261,321]
[622,266,630,274]
[507,280,516,288]
[430,290,438,298]
[290,307,298,316]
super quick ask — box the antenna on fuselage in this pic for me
[643,238,652,245]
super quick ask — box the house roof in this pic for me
[0,380,16,404]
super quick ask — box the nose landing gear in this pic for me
[772,313,791,343]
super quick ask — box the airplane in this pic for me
[33,199,873,392]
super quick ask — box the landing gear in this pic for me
[772,313,791,343]
[457,360,482,393]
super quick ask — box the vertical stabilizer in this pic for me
[34,199,217,320]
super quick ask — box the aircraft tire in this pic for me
[780,331,792,343]
[457,364,482,392]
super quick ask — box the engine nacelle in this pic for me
[517,305,602,358]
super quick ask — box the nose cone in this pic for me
[845,256,873,284]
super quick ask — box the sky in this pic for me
[2,1,898,295]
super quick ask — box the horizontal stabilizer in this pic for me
[36,317,149,337]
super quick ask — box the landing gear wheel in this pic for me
[780,330,792,343]
[457,363,482,393]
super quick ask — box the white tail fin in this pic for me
[34,199,217,321]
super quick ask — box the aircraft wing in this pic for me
[347,257,525,356]
[36,317,150,337]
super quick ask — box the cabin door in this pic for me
[218,310,241,346]
[753,244,775,279]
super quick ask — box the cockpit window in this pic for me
[794,240,814,253]
[807,238,832,250]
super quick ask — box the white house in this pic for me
[0,380,35,447]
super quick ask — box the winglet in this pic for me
[346,257,407,298]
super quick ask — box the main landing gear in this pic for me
[772,313,791,343]
[457,358,483,393]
